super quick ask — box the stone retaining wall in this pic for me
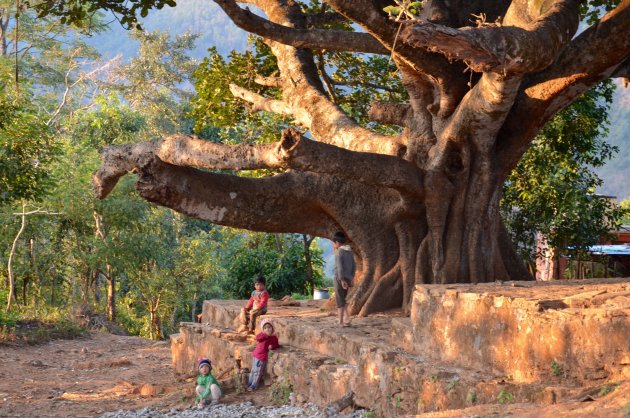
[172,279,630,416]
[410,279,630,383]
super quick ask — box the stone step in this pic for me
[171,323,355,407]
[199,300,411,366]
[409,278,630,384]
[177,304,572,416]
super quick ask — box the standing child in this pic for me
[240,275,270,333]
[195,358,221,407]
[332,231,356,327]
[247,318,280,391]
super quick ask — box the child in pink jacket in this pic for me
[246,318,280,391]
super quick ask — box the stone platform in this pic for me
[171,278,630,416]
[409,278,630,384]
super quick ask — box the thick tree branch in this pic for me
[278,129,423,197]
[98,129,423,199]
[94,142,336,235]
[495,0,630,177]
[229,84,293,115]
[368,102,411,126]
[94,144,411,243]
[136,160,339,236]
[254,75,283,88]
[213,0,389,54]
[155,135,282,170]
[401,0,579,75]
[398,65,436,164]
[419,0,511,28]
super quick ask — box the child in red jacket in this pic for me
[246,318,280,391]
[240,275,270,334]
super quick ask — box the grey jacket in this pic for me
[334,246,356,286]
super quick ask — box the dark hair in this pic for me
[332,231,347,244]
[255,274,266,285]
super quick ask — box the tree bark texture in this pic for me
[6,202,26,313]
[94,0,630,315]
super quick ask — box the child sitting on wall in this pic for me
[195,358,221,407]
[239,275,270,334]
[247,318,280,391]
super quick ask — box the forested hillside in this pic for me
[88,0,248,59]
[596,85,630,201]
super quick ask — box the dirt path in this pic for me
[0,332,272,418]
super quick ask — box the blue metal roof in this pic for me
[588,245,630,256]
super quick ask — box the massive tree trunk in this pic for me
[94,0,630,315]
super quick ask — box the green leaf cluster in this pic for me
[383,1,423,19]
[215,231,325,299]
[31,0,176,30]
[0,77,56,204]
[579,0,621,25]
[191,38,287,141]
[501,81,625,262]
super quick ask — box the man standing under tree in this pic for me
[332,231,355,327]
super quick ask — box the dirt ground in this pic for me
[0,331,274,418]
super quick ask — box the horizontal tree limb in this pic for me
[136,159,339,236]
[279,128,423,197]
[213,0,389,55]
[97,129,423,201]
[94,144,411,240]
[254,75,283,88]
[229,84,293,115]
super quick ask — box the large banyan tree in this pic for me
[85,0,628,315]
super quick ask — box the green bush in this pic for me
[0,307,85,346]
